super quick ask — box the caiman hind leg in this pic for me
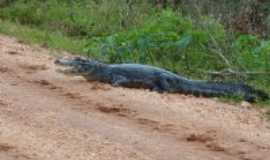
[149,74,172,93]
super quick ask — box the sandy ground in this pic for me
[0,35,270,160]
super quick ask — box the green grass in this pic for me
[0,20,87,54]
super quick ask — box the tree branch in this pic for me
[204,69,270,76]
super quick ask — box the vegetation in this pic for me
[0,0,269,104]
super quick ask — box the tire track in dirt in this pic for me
[0,143,32,160]
[1,34,270,160]
[0,102,33,160]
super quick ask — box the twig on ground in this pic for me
[204,69,270,76]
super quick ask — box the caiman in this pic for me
[55,57,269,102]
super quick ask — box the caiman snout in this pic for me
[54,57,75,66]
[54,57,93,76]
[55,57,91,67]
[54,58,67,65]
[54,59,61,64]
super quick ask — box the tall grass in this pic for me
[0,0,153,37]
[0,19,87,54]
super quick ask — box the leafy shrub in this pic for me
[85,10,228,76]
[233,35,270,72]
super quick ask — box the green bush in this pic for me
[85,10,228,76]
[232,35,270,78]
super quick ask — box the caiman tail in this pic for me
[181,80,269,102]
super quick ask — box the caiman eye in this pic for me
[73,57,81,61]
[166,78,172,83]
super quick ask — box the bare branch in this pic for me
[204,69,270,76]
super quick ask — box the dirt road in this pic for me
[0,35,270,160]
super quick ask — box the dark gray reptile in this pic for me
[55,57,269,102]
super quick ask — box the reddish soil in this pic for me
[0,35,270,160]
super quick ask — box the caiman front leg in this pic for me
[156,73,173,92]
[111,75,130,87]
[111,75,157,90]
[151,86,164,93]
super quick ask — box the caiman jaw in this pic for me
[55,66,78,76]
[55,57,81,76]
[54,58,74,67]
[55,59,79,76]
[55,57,97,77]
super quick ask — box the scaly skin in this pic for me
[55,57,269,102]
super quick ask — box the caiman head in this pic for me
[54,57,103,77]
